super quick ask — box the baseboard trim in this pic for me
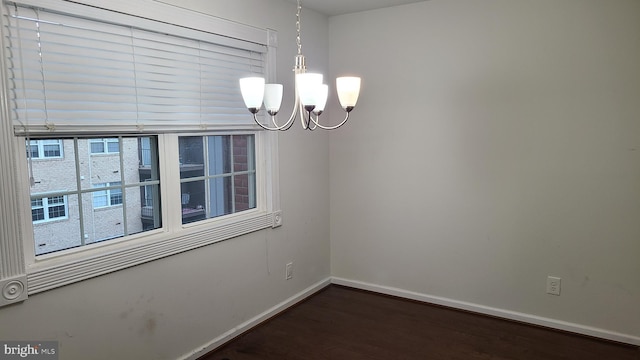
[178,277,332,360]
[331,277,640,346]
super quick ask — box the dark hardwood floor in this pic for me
[200,285,639,360]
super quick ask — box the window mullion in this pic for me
[73,137,86,247]
[118,136,128,236]
[203,136,210,219]
[149,136,161,230]
[230,136,236,214]
[161,134,181,231]
[42,197,49,221]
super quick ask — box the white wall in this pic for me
[0,1,331,359]
[329,0,640,341]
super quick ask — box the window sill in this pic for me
[25,210,280,295]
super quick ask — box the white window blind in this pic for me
[3,2,266,135]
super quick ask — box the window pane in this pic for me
[140,184,161,231]
[208,176,232,218]
[232,135,254,172]
[179,136,205,179]
[90,141,105,154]
[178,134,257,225]
[48,204,66,219]
[123,186,143,236]
[181,180,206,224]
[34,195,82,255]
[107,139,119,153]
[28,141,39,158]
[85,198,124,244]
[82,140,121,191]
[234,173,256,212]
[207,136,231,176]
[28,139,77,192]
[92,187,108,208]
[32,208,44,222]
[30,136,161,255]
[49,195,64,205]
[43,146,60,157]
[248,135,255,171]
[139,137,153,167]
[136,138,161,232]
[110,186,123,205]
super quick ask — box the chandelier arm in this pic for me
[299,98,311,130]
[267,97,300,131]
[302,110,319,131]
[251,94,301,131]
[281,93,301,129]
[270,112,296,131]
[252,113,287,131]
[308,111,351,130]
[277,110,298,131]
[308,112,319,131]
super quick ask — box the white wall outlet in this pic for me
[547,276,561,296]
[285,262,293,280]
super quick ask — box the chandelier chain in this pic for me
[296,0,302,55]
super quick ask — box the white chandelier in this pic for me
[239,0,361,131]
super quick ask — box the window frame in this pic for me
[0,0,280,307]
[19,131,277,288]
[179,134,258,224]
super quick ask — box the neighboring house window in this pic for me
[31,195,67,223]
[27,140,63,159]
[92,182,123,208]
[90,138,119,154]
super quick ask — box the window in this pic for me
[27,140,63,159]
[93,182,123,208]
[0,0,277,305]
[90,138,119,154]
[31,196,67,223]
[27,137,161,255]
[179,135,257,224]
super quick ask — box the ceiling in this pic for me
[287,0,426,16]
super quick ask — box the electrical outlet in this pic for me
[546,276,561,296]
[285,262,293,280]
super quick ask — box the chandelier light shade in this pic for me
[239,0,361,131]
[336,77,361,110]
[239,77,265,111]
[264,84,283,114]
